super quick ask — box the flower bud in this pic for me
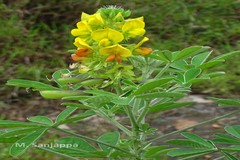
[135,47,152,56]
[40,90,83,99]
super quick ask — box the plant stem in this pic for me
[95,109,132,136]
[155,63,170,78]
[136,101,150,124]
[53,127,135,157]
[148,109,240,143]
[124,105,139,133]
[36,146,81,160]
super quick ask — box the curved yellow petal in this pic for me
[73,38,92,50]
[81,12,104,25]
[99,38,111,47]
[71,21,92,37]
[92,28,124,43]
[99,44,131,57]
[135,37,149,48]
[122,16,145,37]
[129,28,146,37]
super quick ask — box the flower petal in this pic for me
[81,12,104,25]
[135,37,149,48]
[122,16,145,37]
[100,44,131,57]
[73,38,92,50]
[71,21,91,37]
[92,28,124,43]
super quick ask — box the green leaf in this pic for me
[223,152,238,160]
[0,127,38,138]
[184,68,202,83]
[134,77,173,95]
[84,90,117,98]
[225,126,240,139]
[6,79,59,91]
[0,120,44,128]
[213,133,240,145]
[62,95,91,100]
[98,132,120,153]
[191,51,212,66]
[52,69,70,87]
[84,95,114,104]
[221,146,240,152]
[48,147,107,158]
[209,98,240,106]
[174,46,210,61]
[136,92,186,99]
[40,90,83,99]
[111,97,132,105]
[150,102,193,113]
[181,132,214,148]
[167,139,208,148]
[55,137,97,152]
[143,146,167,157]
[55,107,78,123]
[212,51,240,61]
[61,103,92,109]
[170,60,190,71]
[167,148,214,157]
[122,79,138,87]
[27,116,53,126]
[198,60,225,69]
[60,110,95,124]
[0,137,22,143]
[148,50,171,62]
[201,71,225,78]
[9,128,48,156]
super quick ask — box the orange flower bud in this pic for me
[106,54,115,62]
[136,47,152,56]
[71,54,85,61]
[116,55,122,62]
[75,48,90,57]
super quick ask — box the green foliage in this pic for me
[1,2,240,160]
[167,125,240,159]
[2,43,240,159]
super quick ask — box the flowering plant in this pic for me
[2,6,240,159]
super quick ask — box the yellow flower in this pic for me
[122,17,145,38]
[100,44,131,62]
[81,12,104,26]
[92,28,124,46]
[73,38,92,50]
[71,38,93,62]
[71,21,92,40]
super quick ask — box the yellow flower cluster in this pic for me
[70,7,152,64]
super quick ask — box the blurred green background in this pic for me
[0,0,240,159]
[1,0,240,97]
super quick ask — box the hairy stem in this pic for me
[124,105,139,132]
[136,101,150,124]
[155,63,171,78]
[95,109,132,136]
